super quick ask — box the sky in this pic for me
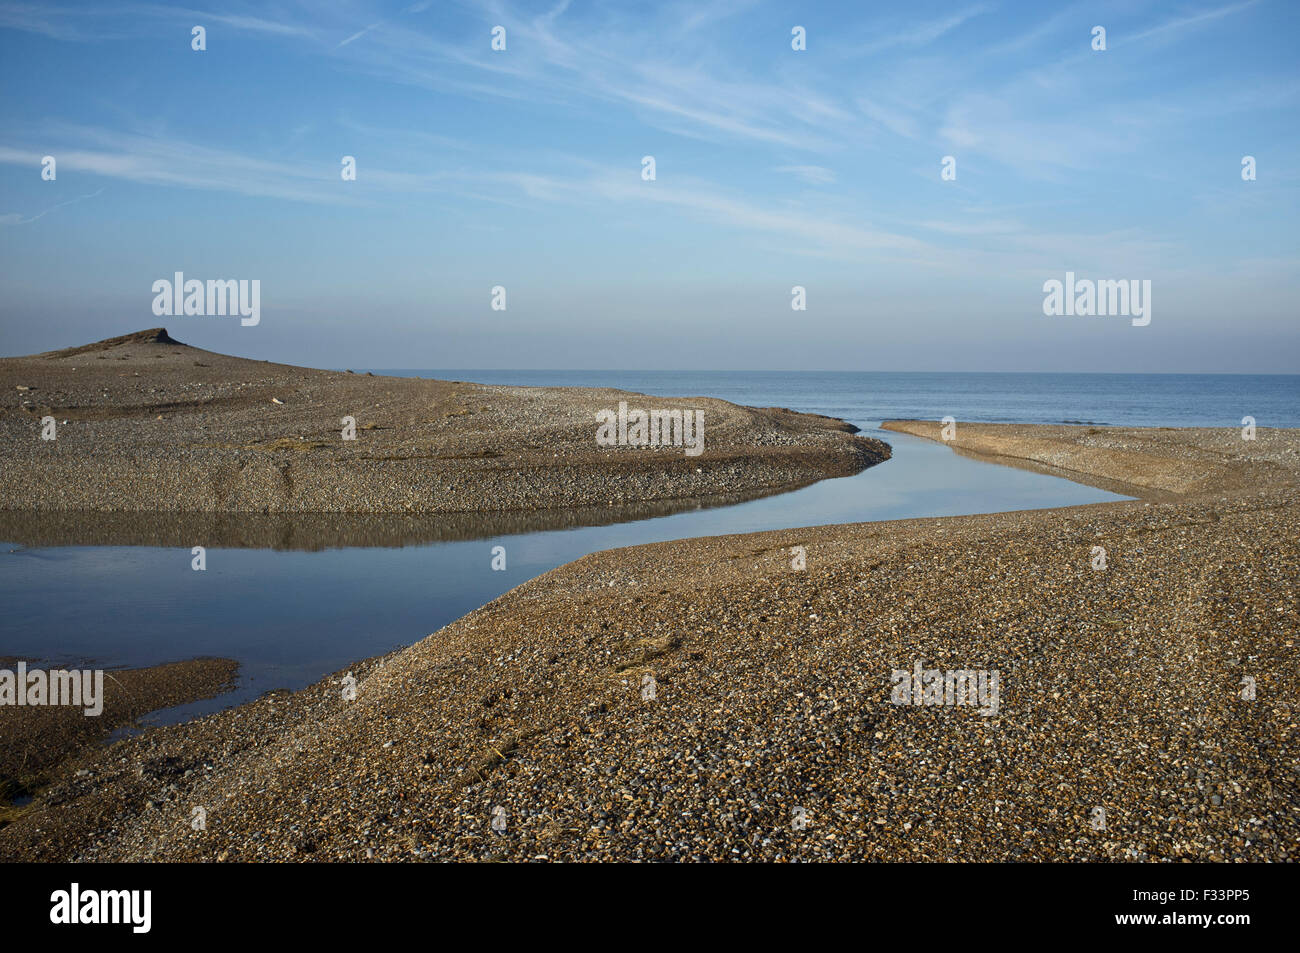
[0,0,1297,372]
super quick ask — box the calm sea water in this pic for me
[408,370,1300,430]
[3,371,1294,724]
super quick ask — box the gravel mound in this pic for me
[1,330,889,514]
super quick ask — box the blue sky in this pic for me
[0,0,1297,371]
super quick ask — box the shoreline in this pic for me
[0,657,238,828]
[881,419,1300,499]
[0,482,817,550]
[2,423,1295,861]
[0,330,889,514]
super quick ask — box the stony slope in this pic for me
[1,330,889,513]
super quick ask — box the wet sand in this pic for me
[2,423,1295,862]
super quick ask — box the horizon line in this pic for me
[354,368,1300,378]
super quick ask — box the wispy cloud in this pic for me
[1123,0,1260,45]
[0,2,318,41]
[0,127,905,261]
[0,131,346,204]
[773,165,837,185]
[473,166,936,260]
[1,0,1292,299]
[857,3,994,55]
[320,2,855,153]
[337,21,383,48]
[0,187,103,225]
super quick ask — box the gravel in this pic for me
[3,425,1295,862]
[0,329,888,514]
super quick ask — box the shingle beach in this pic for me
[1,336,1296,862]
[0,329,888,513]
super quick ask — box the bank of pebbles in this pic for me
[1,329,887,513]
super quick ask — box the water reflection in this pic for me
[0,481,807,551]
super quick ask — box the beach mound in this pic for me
[0,329,889,514]
[41,327,184,358]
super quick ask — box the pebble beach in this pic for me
[0,329,888,514]
[1,360,1295,860]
